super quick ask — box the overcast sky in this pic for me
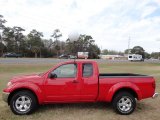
[0,0,160,53]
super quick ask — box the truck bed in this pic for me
[99,73,150,78]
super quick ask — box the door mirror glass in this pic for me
[49,73,57,79]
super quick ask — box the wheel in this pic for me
[112,91,136,115]
[10,90,38,115]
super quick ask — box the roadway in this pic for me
[0,58,159,64]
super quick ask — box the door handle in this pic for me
[72,80,79,83]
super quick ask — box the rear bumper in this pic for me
[2,92,10,103]
[152,92,158,99]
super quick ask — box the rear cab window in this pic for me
[82,63,93,77]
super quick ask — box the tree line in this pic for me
[0,15,159,59]
[102,46,159,59]
[0,15,100,58]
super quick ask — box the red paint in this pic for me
[3,60,156,104]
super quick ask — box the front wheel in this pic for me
[10,90,38,115]
[112,92,136,115]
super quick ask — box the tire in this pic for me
[112,91,136,115]
[10,90,38,115]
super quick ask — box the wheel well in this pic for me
[8,88,39,105]
[112,88,138,101]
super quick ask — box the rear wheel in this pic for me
[112,91,136,115]
[10,90,38,115]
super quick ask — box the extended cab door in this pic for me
[80,62,99,101]
[45,63,81,102]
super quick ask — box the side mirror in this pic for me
[49,73,57,79]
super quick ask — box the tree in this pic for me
[124,49,132,54]
[0,15,6,56]
[106,50,124,55]
[51,29,62,40]
[151,52,160,59]
[88,44,100,59]
[102,49,108,55]
[0,42,5,56]
[66,34,100,58]
[131,46,145,58]
[66,34,94,54]
[0,15,6,29]
[13,26,25,53]
[144,52,151,59]
[2,27,15,52]
[51,29,62,57]
[27,29,44,58]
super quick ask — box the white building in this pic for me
[99,55,127,60]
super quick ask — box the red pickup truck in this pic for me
[2,60,158,115]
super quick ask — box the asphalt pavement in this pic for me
[0,58,159,64]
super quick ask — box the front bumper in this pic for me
[152,92,158,99]
[2,92,10,103]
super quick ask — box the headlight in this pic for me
[7,82,12,87]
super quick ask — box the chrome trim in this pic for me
[152,93,158,99]
[2,92,10,103]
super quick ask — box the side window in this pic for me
[51,64,77,78]
[82,63,93,77]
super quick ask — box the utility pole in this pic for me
[100,45,103,54]
[128,36,131,55]
[157,39,160,60]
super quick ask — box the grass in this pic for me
[0,62,160,120]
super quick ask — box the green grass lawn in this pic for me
[0,62,160,120]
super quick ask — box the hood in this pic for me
[10,74,41,83]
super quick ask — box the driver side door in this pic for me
[45,63,81,102]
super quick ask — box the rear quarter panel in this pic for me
[98,76,155,102]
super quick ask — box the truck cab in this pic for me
[44,60,99,102]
